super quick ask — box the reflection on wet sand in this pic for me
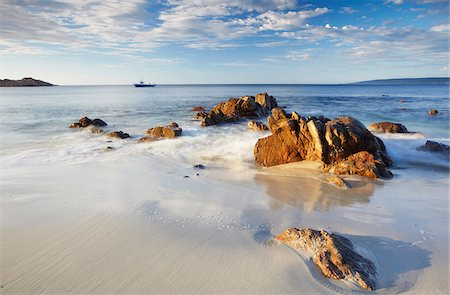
[255,169,377,212]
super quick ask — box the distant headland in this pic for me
[350,77,449,86]
[0,77,55,87]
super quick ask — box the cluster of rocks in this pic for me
[275,228,377,290]
[194,93,277,127]
[69,116,107,129]
[254,108,393,179]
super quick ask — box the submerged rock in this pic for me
[275,228,377,290]
[428,109,439,115]
[248,120,269,131]
[192,106,205,112]
[147,122,182,139]
[254,108,392,179]
[107,131,130,139]
[417,140,450,157]
[193,164,206,169]
[369,122,409,133]
[69,116,108,128]
[200,93,278,127]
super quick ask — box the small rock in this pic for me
[184,175,190,178]
[91,118,107,127]
[138,136,159,143]
[107,131,130,139]
[192,106,205,112]
[326,176,350,189]
[417,140,450,157]
[275,228,377,290]
[369,122,409,133]
[104,146,114,151]
[147,123,182,139]
[79,116,92,127]
[193,164,205,169]
[428,109,439,115]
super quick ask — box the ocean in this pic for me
[0,84,449,294]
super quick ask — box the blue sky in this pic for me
[0,0,448,84]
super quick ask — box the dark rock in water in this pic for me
[200,93,278,127]
[90,118,107,127]
[417,141,450,158]
[184,175,190,178]
[248,120,269,131]
[147,122,182,139]
[428,109,439,115]
[104,146,114,151]
[275,228,377,290]
[69,116,107,128]
[193,164,205,169]
[254,108,392,179]
[369,122,409,133]
[192,106,205,112]
[0,77,54,87]
[107,131,130,139]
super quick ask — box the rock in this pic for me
[193,164,205,169]
[138,136,159,143]
[417,140,450,157]
[69,116,107,128]
[90,118,107,127]
[192,106,205,112]
[326,176,349,189]
[200,93,278,127]
[428,109,439,115]
[194,111,208,120]
[104,146,114,151]
[254,108,392,179]
[369,122,409,133]
[147,123,182,139]
[248,120,269,131]
[79,117,92,127]
[106,131,130,139]
[0,77,54,87]
[275,228,377,290]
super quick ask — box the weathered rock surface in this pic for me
[369,122,409,133]
[107,131,130,139]
[0,77,54,87]
[254,108,392,179]
[275,228,377,290]
[326,176,349,189]
[69,117,108,129]
[248,120,269,131]
[428,109,439,115]
[199,93,278,127]
[146,122,182,139]
[417,140,450,157]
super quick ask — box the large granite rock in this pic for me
[369,122,409,133]
[275,228,377,290]
[254,108,392,179]
[200,93,278,127]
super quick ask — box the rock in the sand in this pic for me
[369,122,409,133]
[417,140,450,157]
[69,116,108,128]
[147,122,182,139]
[248,120,269,131]
[107,131,130,139]
[275,228,377,290]
[326,176,349,189]
[428,109,439,115]
[192,106,205,112]
[254,108,392,179]
[200,93,278,127]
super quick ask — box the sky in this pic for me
[0,0,449,85]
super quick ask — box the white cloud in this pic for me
[431,24,450,32]
[385,0,404,5]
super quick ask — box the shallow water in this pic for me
[0,84,449,294]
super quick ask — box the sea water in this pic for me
[0,84,449,293]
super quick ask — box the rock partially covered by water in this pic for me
[254,108,392,179]
[428,109,439,115]
[369,122,409,133]
[326,176,349,189]
[200,93,278,127]
[146,122,182,139]
[275,228,377,290]
[417,140,450,158]
[107,131,130,139]
[248,120,269,131]
[69,116,108,128]
[192,106,205,112]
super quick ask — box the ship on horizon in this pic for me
[134,81,156,87]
